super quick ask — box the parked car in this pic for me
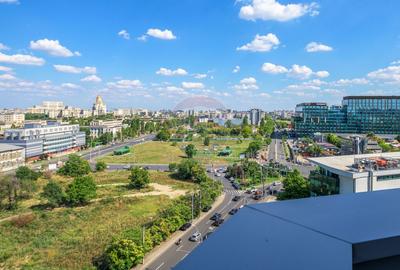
[189,231,202,242]
[232,183,240,190]
[202,205,212,212]
[229,177,235,182]
[232,195,241,201]
[179,222,192,231]
[123,165,131,170]
[212,218,225,227]
[229,208,239,215]
[210,213,221,221]
[272,181,282,186]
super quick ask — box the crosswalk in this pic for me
[224,189,245,196]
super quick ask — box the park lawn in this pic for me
[178,138,253,165]
[149,171,195,191]
[0,196,171,270]
[97,141,185,164]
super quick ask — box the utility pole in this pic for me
[191,193,194,221]
[142,225,145,264]
[199,190,202,214]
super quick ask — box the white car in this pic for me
[189,231,202,242]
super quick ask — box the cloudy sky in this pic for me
[0,0,400,110]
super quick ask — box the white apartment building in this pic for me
[90,120,123,138]
[0,113,25,126]
[0,144,25,172]
[309,152,400,194]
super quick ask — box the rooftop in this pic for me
[175,189,400,270]
[0,143,24,153]
[309,152,400,175]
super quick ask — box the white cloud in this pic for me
[315,70,330,78]
[334,78,369,86]
[234,77,259,90]
[306,42,333,52]
[156,67,188,76]
[261,62,328,79]
[30,39,79,57]
[259,92,272,98]
[0,73,16,80]
[144,28,176,40]
[182,82,205,89]
[118,30,130,40]
[367,65,400,82]
[194,73,207,79]
[61,83,81,89]
[261,62,288,74]
[53,64,96,74]
[0,52,45,66]
[107,79,142,89]
[237,33,279,52]
[81,75,102,83]
[0,66,12,72]
[0,0,19,4]
[239,0,319,22]
[0,43,9,51]
[233,65,240,73]
[289,64,314,79]
[390,60,400,65]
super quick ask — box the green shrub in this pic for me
[65,175,97,206]
[129,167,150,189]
[59,154,91,177]
[104,239,144,270]
[41,181,65,208]
[96,161,107,172]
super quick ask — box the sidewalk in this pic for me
[134,193,226,270]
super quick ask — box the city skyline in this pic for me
[1,0,400,110]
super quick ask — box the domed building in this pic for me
[92,95,107,116]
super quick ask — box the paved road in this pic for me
[144,172,264,270]
[268,137,312,177]
[83,134,155,162]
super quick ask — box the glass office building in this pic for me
[293,96,400,136]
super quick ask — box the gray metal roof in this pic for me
[174,189,400,270]
[0,143,24,153]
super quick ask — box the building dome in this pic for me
[92,95,107,116]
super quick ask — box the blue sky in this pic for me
[0,0,400,111]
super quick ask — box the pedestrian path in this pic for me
[224,189,244,196]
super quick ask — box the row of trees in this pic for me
[100,159,222,270]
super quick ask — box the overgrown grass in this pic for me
[0,196,171,269]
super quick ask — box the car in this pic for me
[229,177,235,182]
[189,231,202,242]
[232,195,241,201]
[202,205,212,212]
[232,183,240,190]
[179,222,192,231]
[211,218,224,227]
[216,173,222,177]
[202,232,213,241]
[253,194,262,200]
[123,165,131,170]
[210,213,221,221]
[229,208,238,215]
[273,181,282,186]
[143,166,150,170]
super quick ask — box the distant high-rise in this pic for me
[249,108,263,126]
[92,95,107,116]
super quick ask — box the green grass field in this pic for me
[97,141,185,164]
[97,138,253,165]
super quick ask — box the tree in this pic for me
[96,161,107,172]
[156,129,171,141]
[246,140,263,158]
[225,119,233,128]
[241,126,252,138]
[129,166,150,189]
[278,170,310,200]
[65,175,97,206]
[58,154,91,177]
[306,144,323,157]
[104,239,144,270]
[203,136,210,146]
[16,166,41,182]
[259,116,274,136]
[326,133,341,148]
[168,163,178,172]
[185,144,197,158]
[176,159,207,183]
[242,115,249,127]
[41,181,65,207]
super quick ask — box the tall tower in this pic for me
[92,95,107,116]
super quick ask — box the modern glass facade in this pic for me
[293,96,400,135]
